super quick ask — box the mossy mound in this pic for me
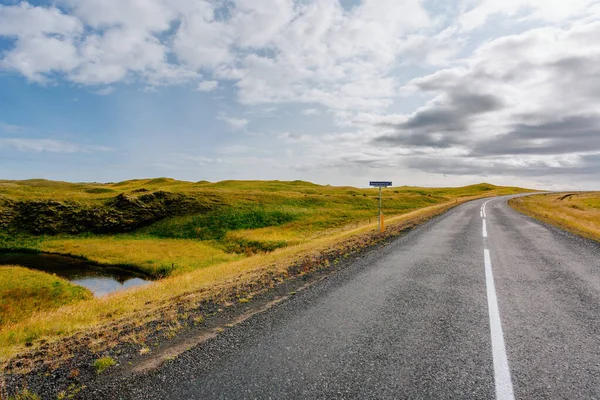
[1,191,212,235]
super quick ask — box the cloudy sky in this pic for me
[1,0,599,189]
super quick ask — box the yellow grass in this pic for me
[0,266,92,327]
[509,192,600,242]
[0,199,472,361]
[227,226,304,244]
[39,237,243,276]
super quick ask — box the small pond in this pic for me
[0,252,153,297]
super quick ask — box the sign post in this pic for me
[369,181,392,232]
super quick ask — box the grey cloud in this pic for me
[325,157,400,169]
[405,155,600,177]
[410,68,466,91]
[375,132,462,148]
[472,116,600,156]
[552,56,593,74]
[291,157,400,172]
[396,92,503,131]
[373,91,504,148]
[549,55,600,98]
[372,21,600,181]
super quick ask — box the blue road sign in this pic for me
[369,181,392,187]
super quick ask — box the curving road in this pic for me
[121,196,600,399]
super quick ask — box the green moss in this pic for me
[139,207,303,241]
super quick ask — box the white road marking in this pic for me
[484,249,515,400]
[483,219,488,237]
[481,210,483,218]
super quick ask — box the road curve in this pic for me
[115,196,600,399]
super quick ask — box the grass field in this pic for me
[0,266,92,327]
[0,179,527,276]
[509,192,600,242]
[0,179,532,362]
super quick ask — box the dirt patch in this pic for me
[557,193,576,201]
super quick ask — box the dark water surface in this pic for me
[0,252,152,297]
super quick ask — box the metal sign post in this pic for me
[369,181,392,232]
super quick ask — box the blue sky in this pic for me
[1,0,600,189]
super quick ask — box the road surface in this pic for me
[122,196,600,399]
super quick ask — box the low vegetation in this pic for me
[6,388,40,400]
[0,266,92,326]
[509,192,600,242]
[0,179,531,363]
[93,356,116,374]
[39,237,243,276]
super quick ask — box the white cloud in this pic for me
[3,0,597,112]
[56,0,176,31]
[197,80,219,92]
[72,28,175,85]
[216,145,254,154]
[0,2,82,37]
[0,3,82,82]
[0,1,199,85]
[459,0,598,31]
[0,123,26,133]
[95,87,114,95]
[172,3,235,70]
[0,138,109,153]
[0,0,435,110]
[301,108,321,115]
[233,0,432,110]
[231,0,295,48]
[398,27,465,65]
[218,115,249,130]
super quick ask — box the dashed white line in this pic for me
[484,249,515,400]
[483,219,488,237]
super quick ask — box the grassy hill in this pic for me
[509,192,600,242]
[1,179,527,276]
[0,179,532,363]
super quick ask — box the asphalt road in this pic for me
[125,196,600,399]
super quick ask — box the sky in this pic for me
[1,0,600,189]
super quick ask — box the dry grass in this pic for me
[39,236,243,276]
[509,192,600,242]
[0,266,92,327]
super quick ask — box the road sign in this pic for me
[369,181,392,232]
[369,181,392,187]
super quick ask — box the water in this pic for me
[0,252,152,297]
